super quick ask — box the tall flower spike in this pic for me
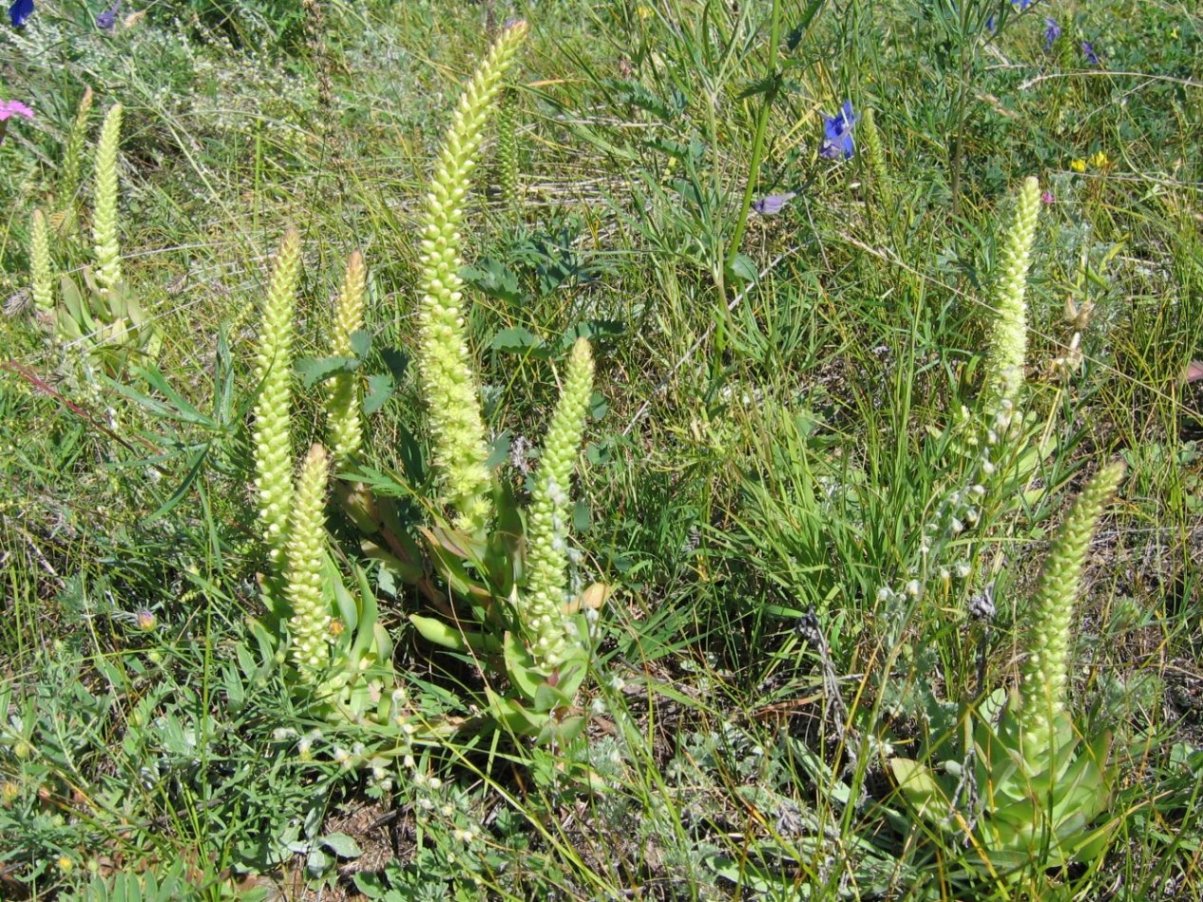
[327,250,366,467]
[286,444,332,679]
[983,176,1040,412]
[30,209,53,318]
[252,229,303,572]
[92,103,123,296]
[1018,461,1125,754]
[58,87,93,226]
[416,19,529,534]
[860,108,890,212]
[523,338,594,668]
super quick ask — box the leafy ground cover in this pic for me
[1,0,1201,898]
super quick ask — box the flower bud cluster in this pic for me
[522,339,594,669]
[982,177,1040,414]
[252,229,302,573]
[92,104,124,296]
[286,445,332,678]
[327,250,366,466]
[414,21,529,534]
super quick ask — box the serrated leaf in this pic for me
[295,354,358,388]
[736,73,782,101]
[348,329,371,357]
[363,373,395,415]
[378,347,408,379]
[461,259,522,303]
[489,326,544,354]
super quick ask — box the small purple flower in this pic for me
[8,0,33,27]
[0,99,34,121]
[1043,17,1061,51]
[96,2,120,30]
[820,100,857,161]
[985,15,995,33]
[751,192,797,215]
[1041,191,1055,205]
[1081,41,1100,66]
[0,99,33,145]
[1011,0,1035,10]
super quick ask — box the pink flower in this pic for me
[0,100,34,122]
[1041,191,1055,205]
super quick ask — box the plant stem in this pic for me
[723,0,782,274]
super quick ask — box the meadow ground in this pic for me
[0,1,1201,898]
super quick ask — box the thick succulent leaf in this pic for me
[533,681,575,713]
[486,690,545,736]
[361,540,425,585]
[539,713,587,746]
[553,651,589,698]
[419,526,483,598]
[890,758,953,819]
[409,614,470,652]
[503,631,545,701]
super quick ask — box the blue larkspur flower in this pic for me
[1081,41,1100,66]
[9,0,33,27]
[751,192,797,215]
[1043,17,1061,50]
[985,14,995,33]
[820,100,857,161]
[96,2,119,30]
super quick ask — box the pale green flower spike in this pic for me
[252,228,303,569]
[1018,460,1125,754]
[495,88,520,209]
[327,250,366,467]
[523,338,594,668]
[287,444,332,679]
[92,103,124,296]
[416,20,529,534]
[30,209,53,317]
[58,87,93,225]
[861,108,890,209]
[983,176,1040,412]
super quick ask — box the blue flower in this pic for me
[9,0,33,27]
[985,14,995,33]
[96,2,120,30]
[1081,40,1100,66]
[1011,0,1035,10]
[820,100,857,161]
[1043,17,1061,50]
[751,192,797,215]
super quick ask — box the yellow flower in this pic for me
[1070,158,1087,173]
[1089,150,1110,170]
